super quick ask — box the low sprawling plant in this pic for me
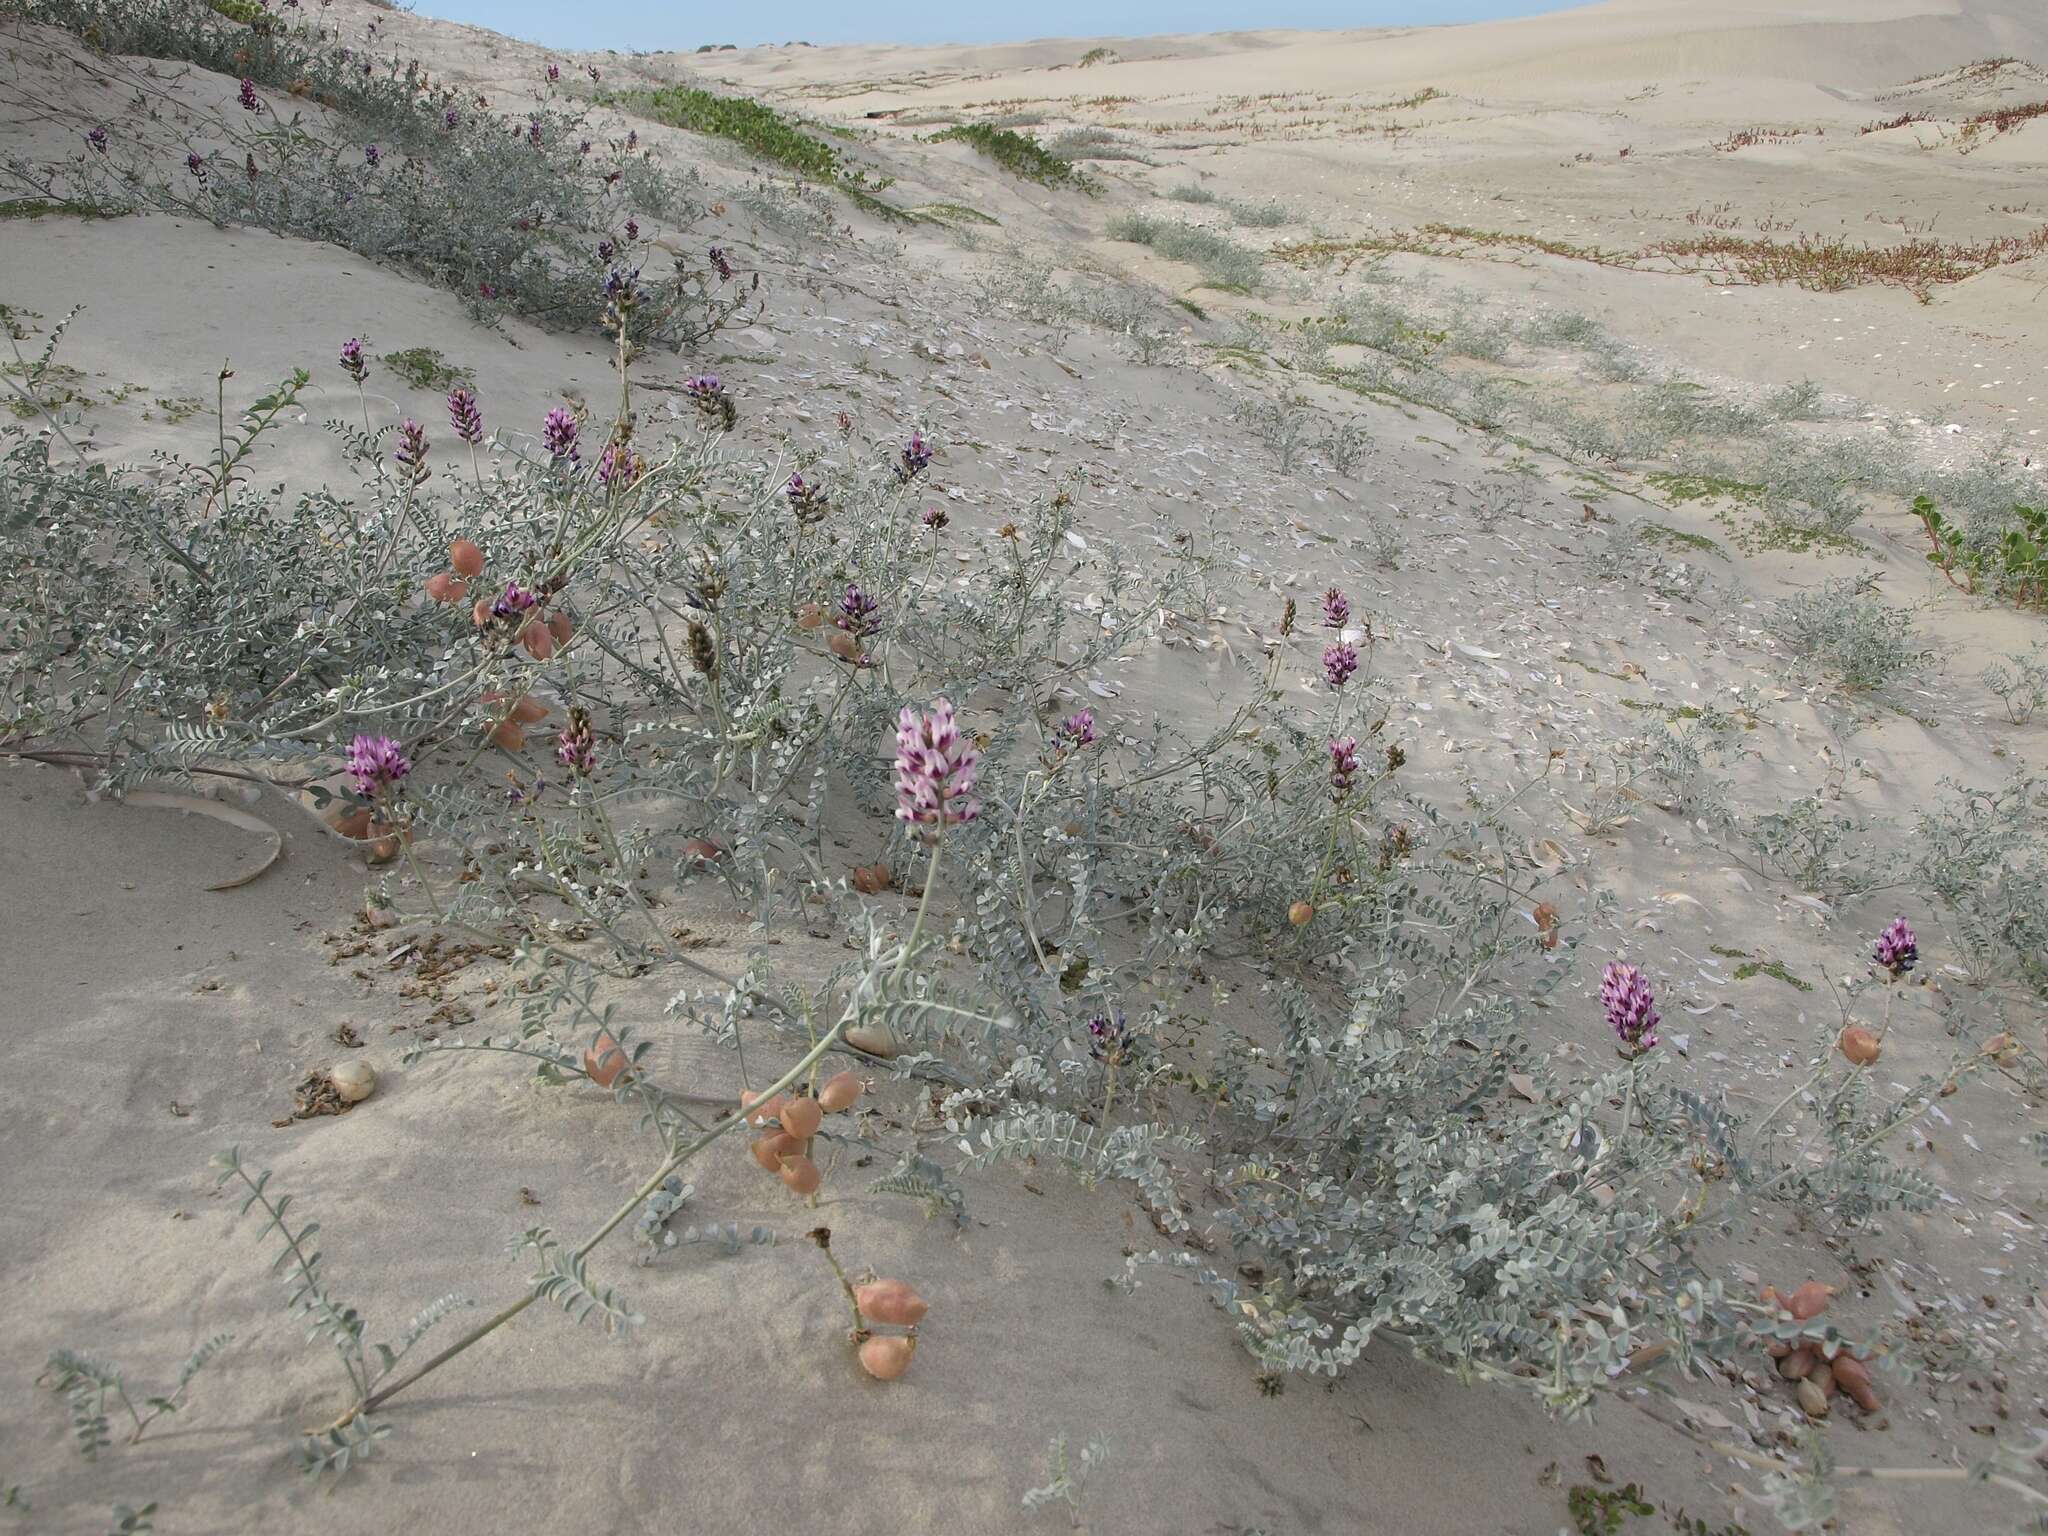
[1768,577,1924,690]
[6,8,2048,1529]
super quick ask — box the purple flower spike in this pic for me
[1322,642,1358,689]
[1328,735,1360,799]
[186,151,207,181]
[542,406,580,463]
[596,441,644,489]
[491,581,538,619]
[526,117,543,147]
[339,337,367,384]
[394,418,430,485]
[87,126,109,153]
[1600,962,1660,1056]
[893,699,980,831]
[364,143,380,167]
[1873,917,1917,977]
[835,584,880,639]
[897,430,933,482]
[596,239,614,263]
[238,78,261,113]
[447,386,483,445]
[546,63,561,82]
[444,108,460,129]
[1087,1009,1136,1066]
[1321,587,1350,630]
[624,217,639,241]
[627,129,638,150]
[346,733,410,798]
[1058,709,1098,750]
[708,245,734,281]
[557,708,596,776]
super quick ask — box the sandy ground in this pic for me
[3,0,2046,1531]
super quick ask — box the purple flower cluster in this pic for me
[835,584,880,639]
[444,108,460,130]
[557,708,596,776]
[709,246,734,281]
[1322,642,1358,689]
[346,733,409,799]
[601,266,638,333]
[1873,916,1917,977]
[686,373,722,403]
[1600,962,1660,1056]
[526,117,543,148]
[1328,735,1360,799]
[922,504,948,531]
[1057,709,1098,750]
[339,337,367,384]
[394,418,430,484]
[238,78,262,113]
[546,63,561,82]
[623,217,639,241]
[491,581,539,619]
[786,471,826,518]
[186,151,207,181]
[543,406,580,463]
[447,386,483,445]
[893,699,980,830]
[87,126,108,153]
[1321,586,1350,629]
[596,239,614,262]
[364,143,380,168]
[1086,1009,1137,1067]
[897,431,933,482]
[596,441,644,489]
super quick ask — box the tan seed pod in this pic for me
[1795,1378,1829,1418]
[859,1334,915,1381]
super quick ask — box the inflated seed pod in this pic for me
[778,1153,821,1196]
[741,1091,786,1127]
[780,1097,823,1140]
[584,1030,630,1088]
[425,571,467,604]
[1795,1378,1829,1418]
[751,1132,797,1172]
[818,1070,862,1113]
[521,621,555,660]
[1838,1026,1881,1066]
[859,1335,914,1381]
[1288,901,1314,927]
[1787,1282,1834,1320]
[449,538,485,578]
[1833,1354,1881,1413]
[329,1060,377,1103]
[854,1279,928,1328]
[1777,1348,1815,1381]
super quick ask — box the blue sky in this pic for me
[414,2,1580,52]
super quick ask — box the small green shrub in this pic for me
[1769,578,1924,690]
[1916,495,2048,607]
[621,86,846,182]
[931,125,1092,191]
[379,348,471,393]
[1106,213,1262,290]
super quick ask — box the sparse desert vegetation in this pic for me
[2,1,2047,1533]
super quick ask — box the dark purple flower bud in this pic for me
[1600,962,1660,1056]
[596,239,614,262]
[1328,735,1360,798]
[588,64,601,82]
[346,733,410,798]
[1322,642,1358,689]
[835,584,880,639]
[238,78,262,113]
[596,441,644,488]
[339,337,367,384]
[708,245,734,281]
[542,406,580,463]
[364,143,380,167]
[186,151,206,180]
[1321,586,1350,629]
[447,386,483,445]
[897,430,932,482]
[86,126,109,153]
[491,581,538,618]
[1873,916,1917,977]
[394,417,430,484]
[527,117,543,147]
[786,472,826,517]
[444,107,459,129]
[627,129,638,150]
[557,707,596,776]
[579,139,592,155]
[623,217,639,241]
[478,281,498,300]
[546,63,561,82]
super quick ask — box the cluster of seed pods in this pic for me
[1760,1281,1882,1416]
